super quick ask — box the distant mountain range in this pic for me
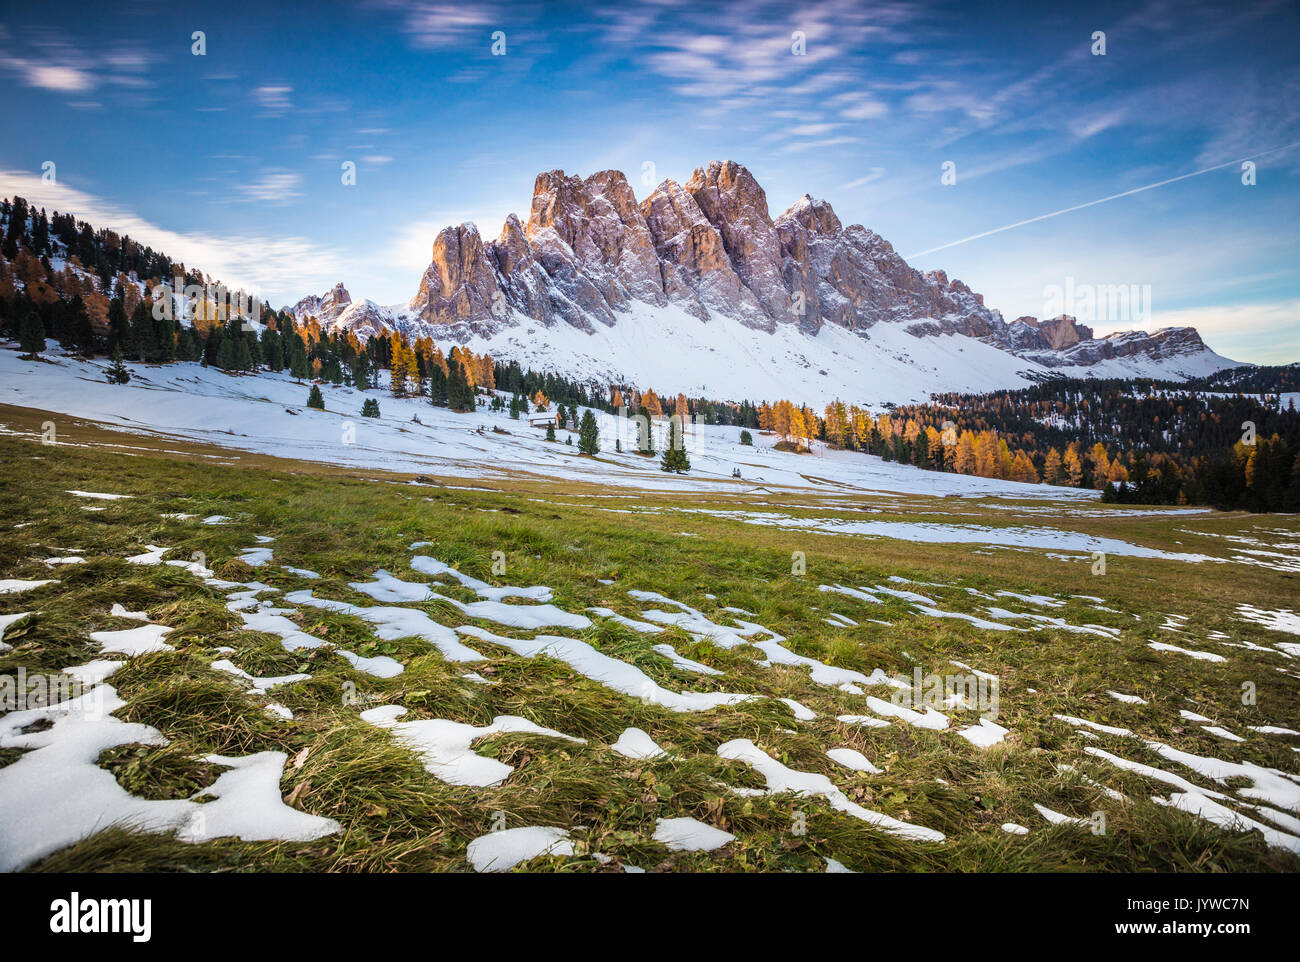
[291,160,1238,405]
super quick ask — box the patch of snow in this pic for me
[466,826,573,872]
[653,817,734,853]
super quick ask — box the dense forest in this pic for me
[873,379,1298,511]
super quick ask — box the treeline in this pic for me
[0,194,503,412]
[910,379,1299,510]
[2,196,181,290]
[1189,365,1300,395]
[743,381,1299,511]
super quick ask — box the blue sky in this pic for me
[2,0,1297,362]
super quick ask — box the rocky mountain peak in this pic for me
[291,281,352,324]
[778,194,843,237]
[380,160,1225,377]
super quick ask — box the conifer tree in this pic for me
[106,297,129,354]
[912,429,931,469]
[429,364,448,406]
[636,416,655,456]
[307,384,325,409]
[350,353,369,390]
[106,347,130,383]
[289,339,310,382]
[1043,448,1063,485]
[1063,448,1084,487]
[448,357,474,412]
[545,421,556,442]
[578,409,599,455]
[127,301,154,360]
[154,310,175,363]
[660,418,691,473]
[361,398,380,418]
[18,304,44,358]
[261,328,283,371]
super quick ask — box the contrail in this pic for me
[906,142,1300,259]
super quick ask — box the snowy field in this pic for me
[7,345,1295,572]
[2,513,1298,871]
[1,345,1109,499]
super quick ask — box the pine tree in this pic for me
[429,364,448,406]
[216,337,236,370]
[390,342,416,397]
[261,328,283,371]
[307,384,325,409]
[740,429,753,446]
[636,416,655,456]
[660,418,691,473]
[18,304,44,358]
[912,428,931,469]
[361,398,380,418]
[106,297,129,354]
[154,311,175,363]
[578,410,599,455]
[545,421,556,442]
[447,358,473,412]
[105,347,130,384]
[127,301,154,360]
[289,340,309,382]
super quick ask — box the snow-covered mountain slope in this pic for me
[458,302,1042,407]
[285,159,1241,403]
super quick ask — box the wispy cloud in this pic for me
[0,40,156,96]
[388,2,498,48]
[237,170,304,203]
[0,168,346,304]
[907,142,1300,259]
[0,58,95,92]
[253,84,293,113]
[841,167,886,190]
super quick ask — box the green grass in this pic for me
[1,407,1299,873]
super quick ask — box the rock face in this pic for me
[291,282,352,325]
[685,160,791,330]
[401,160,1013,344]
[295,160,1222,375]
[639,177,757,323]
[409,224,505,339]
[1031,326,1209,368]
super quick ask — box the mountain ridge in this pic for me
[290,160,1238,403]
